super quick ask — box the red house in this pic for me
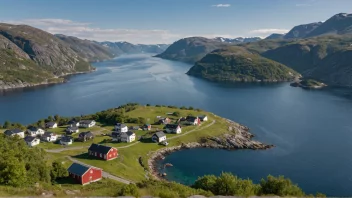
[88,143,118,161]
[67,163,102,185]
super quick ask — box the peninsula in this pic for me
[0,103,281,197]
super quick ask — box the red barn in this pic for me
[67,163,102,185]
[88,143,118,160]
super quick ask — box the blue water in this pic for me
[1,54,352,196]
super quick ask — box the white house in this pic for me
[41,132,58,142]
[121,131,136,143]
[66,126,79,133]
[199,115,208,122]
[79,120,96,128]
[115,123,128,132]
[27,126,45,137]
[152,131,167,143]
[4,129,25,138]
[45,122,58,129]
[24,136,40,147]
[68,120,80,127]
[60,136,74,145]
[165,124,182,134]
[185,116,200,125]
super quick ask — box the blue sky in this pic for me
[0,0,351,44]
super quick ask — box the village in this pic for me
[2,107,210,185]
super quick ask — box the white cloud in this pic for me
[249,28,289,34]
[212,4,231,7]
[1,18,181,44]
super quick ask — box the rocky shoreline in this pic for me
[0,69,95,90]
[148,119,274,180]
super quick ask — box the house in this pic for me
[79,120,96,128]
[88,144,118,161]
[60,136,74,145]
[78,131,94,142]
[66,126,79,133]
[165,124,182,134]
[24,136,40,147]
[4,129,25,138]
[27,126,45,137]
[185,116,201,126]
[115,123,128,132]
[68,163,102,185]
[143,124,152,131]
[158,117,171,125]
[45,122,57,129]
[68,120,80,127]
[198,115,208,122]
[130,126,141,130]
[41,132,58,142]
[152,131,167,143]
[112,131,136,143]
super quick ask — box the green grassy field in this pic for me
[51,106,230,182]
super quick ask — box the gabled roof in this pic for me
[88,143,114,154]
[186,116,198,122]
[198,115,207,118]
[126,131,135,136]
[68,120,78,124]
[61,136,74,142]
[79,131,94,137]
[46,122,56,126]
[27,126,42,131]
[154,131,166,138]
[111,131,121,138]
[166,124,180,129]
[4,128,23,135]
[67,126,79,130]
[80,120,95,124]
[43,132,56,137]
[67,163,90,176]
[24,136,37,142]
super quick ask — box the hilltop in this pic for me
[0,23,94,89]
[187,46,300,83]
[155,37,228,63]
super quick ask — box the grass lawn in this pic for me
[56,106,231,182]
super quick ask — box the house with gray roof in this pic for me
[152,131,166,143]
[4,128,25,138]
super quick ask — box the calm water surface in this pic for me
[1,54,352,196]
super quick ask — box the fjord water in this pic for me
[1,54,352,196]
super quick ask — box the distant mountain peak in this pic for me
[214,37,261,43]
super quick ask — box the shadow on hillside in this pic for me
[55,177,77,185]
[73,153,92,160]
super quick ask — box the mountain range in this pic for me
[214,37,262,43]
[0,23,169,90]
[156,13,352,87]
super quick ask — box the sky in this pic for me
[0,0,351,44]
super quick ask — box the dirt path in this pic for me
[67,156,133,184]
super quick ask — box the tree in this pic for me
[0,156,27,187]
[138,117,146,124]
[146,104,151,106]
[259,175,305,196]
[193,175,217,192]
[47,116,53,122]
[214,172,238,195]
[38,120,45,128]
[173,111,180,117]
[3,121,11,129]
[50,160,68,182]
[118,184,139,197]
[188,106,194,110]
[54,114,60,121]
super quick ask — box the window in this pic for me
[100,153,102,158]
[89,176,92,181]
[90,170,93,174]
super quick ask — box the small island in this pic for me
[290,79,327,89]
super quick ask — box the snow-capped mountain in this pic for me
[214,37,262,43]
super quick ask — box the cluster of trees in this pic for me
[193,172,325,197]
[0,134,68,187]
[1,121,25,130]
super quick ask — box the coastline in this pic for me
[148,119,274,180]
[0,69,96,91]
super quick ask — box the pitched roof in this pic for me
[154,131,166,138]
[61,136,74,142]
[126,131,135,136]
[67,163,90,176]
[43,132,56,137]
[166,124,180,129]
[68,120,78,124]
[27,126,42,131]
[111,131,121,138]
[79,131,94,137]
[88,143,114,154]
[4,128,23,135]
[186,116,198,122]
[46,122,56,126]
[198,115,207,118]
[80,120,95,124]
[24,136,37,142]
[67,126,79,130]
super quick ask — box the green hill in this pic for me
[187,46,300,83]
[155,37,228,63]
[0,23,94,89]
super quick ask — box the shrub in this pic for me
[172,112,180,117]
[259,175,305,196]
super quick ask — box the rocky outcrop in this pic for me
[148,119,273,180]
